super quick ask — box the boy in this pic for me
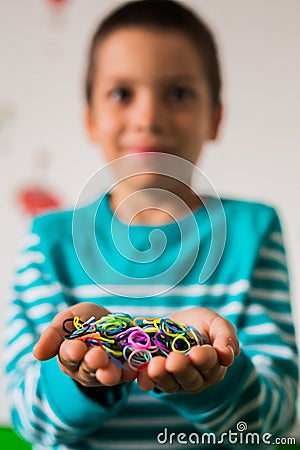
[4,1,298,449]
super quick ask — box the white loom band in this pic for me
[83,316,96,325]
[122,345,132,361]
[187,326,203,346]
[147,345,159,354]
[127,349,152,370]
[142,326,157,333]
[130,349,151,363]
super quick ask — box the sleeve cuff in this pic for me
[40,357,130,429]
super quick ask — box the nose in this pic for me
[132,91,164,134]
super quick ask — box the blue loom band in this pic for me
[106,351,127,370]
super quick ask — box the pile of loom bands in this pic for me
[63,312,205,371]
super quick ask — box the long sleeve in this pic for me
[3,218,131,447]
[151,207,298,438]
[3,197,299,450]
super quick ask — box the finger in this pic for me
[95,359,123,386]
[137,369,156,391]
[164,351,204,393]
[208,316,240,366]
[169,308,212,343]
[147,356,181,393]
[188,345,219,373]
[188,345,226,384]
[58,339,88,372]
[79,347,137,384]
[76,366,98,387]
[83,346,110,372]
[169,308,239,363]
[121,364,138,384]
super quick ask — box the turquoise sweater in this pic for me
[3,193,298,449]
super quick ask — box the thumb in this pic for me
[33,319,66,361]
[33,307,78,361]
[209,316,240,367]
[33,302,110,361]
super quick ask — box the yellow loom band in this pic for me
[152,319,161,331]
[98,336,115,343]
[133,317,159,327]
[171,334,191,353]
[104,348,123,357]
[142,317,157,324]
[65,313,206,372]
[132,317,146,327]
[73,316,84,330]
[81,332,101,340]
[143,327,158,334]
[120,315,133,323]
[101,320,119,329]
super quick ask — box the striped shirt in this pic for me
[3,192,298,449]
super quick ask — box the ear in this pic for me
[209,103,223,140]
[84,105,96,142]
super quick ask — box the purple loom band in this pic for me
[115,327,137,340]
[154,332,169,352]
[128,330,151,349]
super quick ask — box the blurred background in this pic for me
[0,0,299,429]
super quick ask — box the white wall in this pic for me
[0,0,299,425]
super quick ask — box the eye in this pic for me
[167,86,195,101]
[109,87,132,102]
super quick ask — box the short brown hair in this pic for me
[85,0,222,107]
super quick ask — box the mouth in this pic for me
[124,146,173,155]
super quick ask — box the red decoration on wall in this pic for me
[19,187,61,215]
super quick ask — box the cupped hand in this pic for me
[33,302,137,387]
[137,307,240,394]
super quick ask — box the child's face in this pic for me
[85,27,221,183]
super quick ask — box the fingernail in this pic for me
[227,344,235,357]
[227,338,238,355]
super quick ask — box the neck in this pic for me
[109,184,203,225]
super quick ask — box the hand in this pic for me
[33,302,137,387]
[137,307,240,394]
